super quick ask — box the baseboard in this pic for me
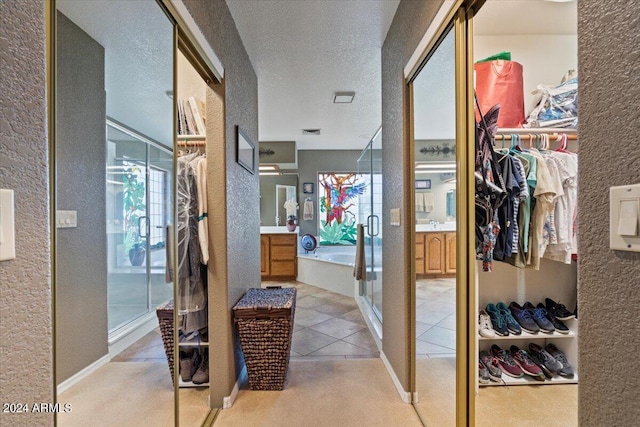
[108,312,159,358]
[222,364,247,409]
[380,350,411,404]
[355,296,382,349]
[57,354,110,395]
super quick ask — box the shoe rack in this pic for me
[476,259,578,387]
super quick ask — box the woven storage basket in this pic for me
[233,287,296,390]
[156,299,175,384]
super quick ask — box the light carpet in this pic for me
[213,359,422,427]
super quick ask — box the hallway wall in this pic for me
[577,1,640,425]
[181,0,260,407]
[0,1,53,426]
[381,0,444,393]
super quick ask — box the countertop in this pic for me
[260,226,299,234]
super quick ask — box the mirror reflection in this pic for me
[260,175,299,227]
[54,1,175,425]
[412,28,457,426]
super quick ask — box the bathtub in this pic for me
[297,246,358,297]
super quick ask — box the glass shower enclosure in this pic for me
[357,127,383,320]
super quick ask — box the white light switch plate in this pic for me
[0,189,16,261]
[610,184,640,252]
[57,210,78,228]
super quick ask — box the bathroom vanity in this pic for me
[416,223,456,277]
[260,227,298,280]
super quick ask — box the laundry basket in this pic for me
[233,287,296,390]
[156,299,175,383]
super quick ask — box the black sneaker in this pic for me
[479,350,502,382]
[545,343,575,378]
[524,302,555,334]
[537,303,569,334]
[545,298,575,321]
[508,302,540,334]
[486,303,509,336]
[528,343,562,377]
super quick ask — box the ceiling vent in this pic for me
[302,129,321,136]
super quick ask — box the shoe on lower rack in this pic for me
[479,362,490,384]
[545,298,575,321]
[490,344,524,378]
[179,348,201,382]
[496,302,522,335]
[545,343,575,378]
[479,350,502,382]
[192,349,209,385]
[509,345,545,381]
[524,302,555,334]
[508,302,540,334]
[486,303,509,336]
[528,343,562,378]
[537,303,569,334]
[478,309,496,338]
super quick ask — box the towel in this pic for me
[353,224,367,280]
[415,192,425,212]
[303,199,314,221]
[424,192,434,213]
[165,224,174,283]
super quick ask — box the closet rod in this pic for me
[495,134,578,141]
[177,141,206,146]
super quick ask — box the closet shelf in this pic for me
[480,373,578,387]
[479,329,576,340]
[178,379,209,388]
[179,341,209,347]
[177,134,206,140]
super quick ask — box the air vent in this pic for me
[302,129,321,135]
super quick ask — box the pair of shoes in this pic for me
[509,345,545,381]
[180,348,201,382]
[490,344,523,378]
[478,309,495,338]
[486,303,521,336]
[479,350,502,382]
[544,343,574,378]
[479,362,490,384]
[528,343,564,378]
[179,348,209,384]
[537,303,570,334]
[545,298,576,321]
[509,302,557,334]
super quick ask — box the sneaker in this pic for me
[491,344,524,378]
[508,302,540,334]
[545,343,575,378]
[528,343,562,377]
[496,302,522,335]
[486,303,509,336]
[192,349,209,384]
[479,362,490,384]
[537,303,569,334]
[524,302,555,334]
[179,348,201,382]
[510,345,545,381]
[545,298,575,320]
[478,309,495,338]
[479,350,502,382]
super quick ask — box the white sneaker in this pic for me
[478,309,495,338]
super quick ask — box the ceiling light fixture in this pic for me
[415,162,456,170]
[258,165,279,171]
[259,172,282,176]
[333,91,355,104]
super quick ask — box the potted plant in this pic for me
[283,199,299,232]
[122,165,147,266]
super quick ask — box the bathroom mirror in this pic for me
[259,175,298,226]
[53,0,176,425]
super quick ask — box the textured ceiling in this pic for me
[227,0,400,150]
[57,0,173,147]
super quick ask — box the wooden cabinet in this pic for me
[416,231,456,277]
[260,234,297,280]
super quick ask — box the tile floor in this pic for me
[415,278,456,358]
[262,281,380,359]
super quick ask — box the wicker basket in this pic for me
[233,287,296,390]
[156,299,175,383]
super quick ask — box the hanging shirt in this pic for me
[527,150,557,270]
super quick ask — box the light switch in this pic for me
[0,189,16,261]
[610,184,640,252]
[618,199,639,236]
[57,210,78,228]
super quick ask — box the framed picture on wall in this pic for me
[236,126,255,174]
[416,179,431,189]
[302,182,314,194]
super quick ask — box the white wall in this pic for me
[177,49,207,104]
[415,172,455,223]
[475,35,578,114]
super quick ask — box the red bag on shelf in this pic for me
[474,60,525,128]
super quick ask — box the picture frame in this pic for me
[236,126,255,174]
[415,179,431,189]
[302,182,314,194]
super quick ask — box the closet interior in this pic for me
[474,0,579,392]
